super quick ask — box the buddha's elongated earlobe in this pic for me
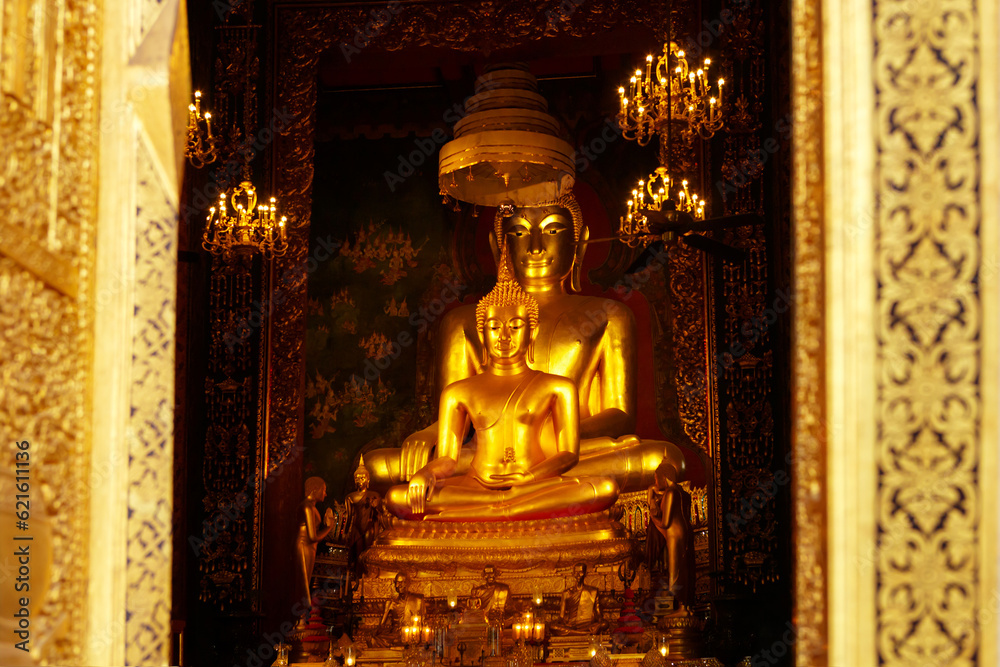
[489,212,503,270]
[527,330,537,364]
[570,225,590,293]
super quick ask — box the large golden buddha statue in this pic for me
[367,197,685,495]
[384,263,619,521]
[366,64,685,499]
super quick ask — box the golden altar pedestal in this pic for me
[362,511,633,577]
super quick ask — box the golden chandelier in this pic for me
[621,167,706,248]
[616,41,724,245]
[202,181,288,258]
[617,41,725,146]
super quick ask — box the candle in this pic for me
[514,623,522,640]
[423,626,432,643]
[533,623,544,642]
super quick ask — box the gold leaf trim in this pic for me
[791,0,828,662]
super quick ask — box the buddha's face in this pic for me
[355,471,369,491]
[484,567,497,585]
[484,304,531,363]
[394,573,408,595]
[502,206,575,288]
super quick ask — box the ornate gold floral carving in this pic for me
[0,0,100,662]
[0,260,91,664]
[716,0,777,595]
[669,244,711,452]
[790,0,827,661]
[873,1,983,663]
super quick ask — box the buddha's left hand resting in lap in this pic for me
[385,257,619,521]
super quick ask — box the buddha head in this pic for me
[475,258,540,366]
[490,194,589,293]
[354,455,371,491]
[304,476,327,502]
[483,565,498,586]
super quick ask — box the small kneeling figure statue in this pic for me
[385,256,618,522]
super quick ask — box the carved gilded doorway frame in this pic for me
[792,0,999,665]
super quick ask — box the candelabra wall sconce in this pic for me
[186,91,218,168]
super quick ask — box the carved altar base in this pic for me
[353,511,635,664]
[363,511,633,573]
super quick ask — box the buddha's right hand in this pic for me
[407,470,436,516]
[401,425,438,481]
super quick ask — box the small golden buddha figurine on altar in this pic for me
[469,565,511,623]
[369,572,426,648]
[295,477,335,611]
[549,562,609,636]
[384,258,619,521]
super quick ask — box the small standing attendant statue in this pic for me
[549,563,609,636]
[296,477,335,612]
[646,459,692,607]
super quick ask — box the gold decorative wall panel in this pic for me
[0,0,101,662]
[873,0,990,663]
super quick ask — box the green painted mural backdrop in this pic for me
[306,137,464,497]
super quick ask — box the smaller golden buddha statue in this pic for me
[369,572,426,648]
[342,455,384,557]
[549,562,609,636]
[469,564,511,624]
[295,477,335,612]
[646,459,692,606]
[384,256,619,521]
